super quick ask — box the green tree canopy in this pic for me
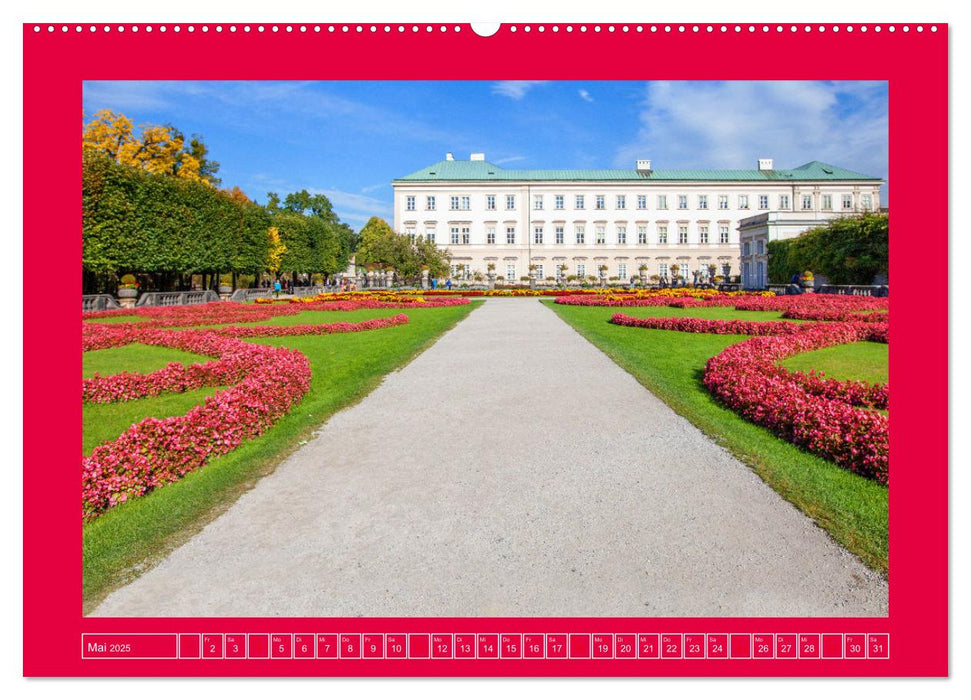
[767,213,889,285]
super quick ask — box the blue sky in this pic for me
[83,80,888,230]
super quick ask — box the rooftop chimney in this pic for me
[470,152,486,161]
[445,152,454,161]
[758,158,774,171]
[636,159,652,172]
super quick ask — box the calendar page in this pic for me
[22,20,947,677]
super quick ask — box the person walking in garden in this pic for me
[445,278,452,290]
[274,279,282,297]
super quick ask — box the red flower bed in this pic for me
[702,322,889,483]
[81,312,412,519]
[608,312,890,481]
[83,315,409,404]
[82,329,311,519]
[83,296,469,326]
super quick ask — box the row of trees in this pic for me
[82,111,360,293]
[767,213,889,285]
[354,216,452,282]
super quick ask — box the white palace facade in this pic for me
[392,153,883,284]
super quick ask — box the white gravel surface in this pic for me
[93,298,887,617]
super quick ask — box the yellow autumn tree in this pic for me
[83,109,215,186]
[267,227,286,274]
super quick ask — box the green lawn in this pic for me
[781,342,889,384]
[83,343,211,378]
[546,300,888,575]
[84,388,223,456]
[86,315,145,324]
[82,303,479,612]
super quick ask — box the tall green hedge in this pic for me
[767,213,889,285]
[83,152,271,276]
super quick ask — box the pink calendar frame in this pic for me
[23,21,948,677]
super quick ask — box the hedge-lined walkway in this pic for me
[93,299,887,617]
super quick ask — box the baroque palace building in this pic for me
[392,153,883,284]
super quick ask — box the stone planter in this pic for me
[218,284,233,301]
[117,287,138,309]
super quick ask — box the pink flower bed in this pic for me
[82,297,469,326]
[608,312,890,482]
[702,322,889,483]
[81,312,413,520]
[82,315,410,404]
[82,329,311,519]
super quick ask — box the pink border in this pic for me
[23,22,948,677]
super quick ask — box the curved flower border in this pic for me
[82,312,412,520]
[608,312,890,484]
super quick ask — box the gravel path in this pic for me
[93,298,887,617]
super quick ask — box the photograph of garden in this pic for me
[80,81,890,618]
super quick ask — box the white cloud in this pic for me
[614,81,888,190]
[578,89,594,103]
[491,80,550,100]
[492,155,527,165]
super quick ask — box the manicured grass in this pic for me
[84,388,223,456]
[546,300,888,575]
[781,342,889,384]
[609,306,792,322]
[83,343,211,378]
[86,315,145,324]
[82,303,479,612]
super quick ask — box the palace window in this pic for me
[637,194,647,210]
[576,194,585,209]
[555,194,564,210]
[577,263,586,277]
[738,195,749,209]
[618,263,628,279]
[862,194,873,210]
[426,195,436,211]
[616,195,626,209]
[678,225,688,244]
[637,225,647,244]
[461,196,470,211]
[405,226,416,241]
[486,226,496,244]
[534,226,544,244]
[462,226,470,245]
[406,195,416,211]
[802,194,813,210]
[743,241,751,256]
[575,224,586,244]
[506,194,516,210]
[719,225,729,244]
[450,196,460,210]
[758,194,769,209]
[595,195,606,210]
[779,194,790,210]
[426,229,436,244]
[698,195,708,210]
[657,195,668,209]
[534,264,544,279]
[699,224,709,244]
[680,263,690,280]
[617,225,627,244]
[506,226,516,244]
[534,194,544,210]
[843,194,853,209]
[450,227,460,245]
[658,224,668,244]
[718,195,729,210]
[596,225,606,244]
[486,195,496,210]
[555,225,564,244]
[757,240,765,255]
[506,264,516,280]
[822,194,833,210]
[678,195,688,210]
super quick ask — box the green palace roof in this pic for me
[393,159,881,183]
